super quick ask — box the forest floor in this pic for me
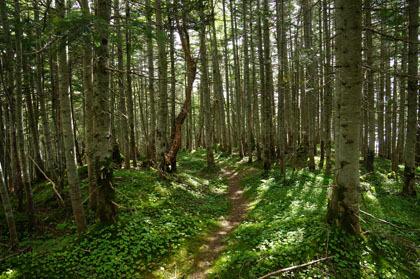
[1,149,420,279]
[189,167,249,278]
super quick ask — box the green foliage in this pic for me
[210,159,420,278]
[0,151,228,278]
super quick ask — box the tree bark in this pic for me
[402,0,418,197]
[0,162,18,249]
[93,0,117,224]
[155,0,169,175]
[126,0,137,168]
[327,0,362,236]
[15,0,36,228]
[365,0,375,172]
[199,7,215,168]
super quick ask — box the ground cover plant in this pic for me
[209,157,420,279]
[0,150,228,278]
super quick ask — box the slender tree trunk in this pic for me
[56,0,87,233]
[169,17,177,171]
[230,0,243,157]
[210,0,227,153]
[114,0,130,169]
[146,0,156,163]
[303,0,316,171]
[199,8,215,168]
[365,0,375,172]
[126,1,137,168]
[276,0,285,173]
[242,0,253,162]
[250,8,261,161]
[79,0,96,210]
[165,16,197,166]
[0,162,18,249]
[222,0,232,154]
[403,0,418,197]
[323,0,332,174]
[15,0,35,228]
[155,0,169,174]
[262,0,273,170]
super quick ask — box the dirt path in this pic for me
[188,167,250,278]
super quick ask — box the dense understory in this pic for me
[0,149,419,278]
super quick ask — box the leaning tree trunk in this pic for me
[327,0,362,236]
[93,0,116,224]
[165,16,197,167]
[403,0,418,197]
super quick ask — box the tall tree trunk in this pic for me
[165,15,197,166]
[222,0,232,154]
[323,0,332,174]
[365,0,375,172]
[15,0,36,228]
[230,0,243,157]
[56,0,87,233]
[262,0,273,170]
[199,7,215,168]
[250,7,261,161]
[402,0,418,197]
[243,0,253,162]
[169,17,177,171]
[303,0,316,171]
[155,0,169,174]
[126,0,137,168]
[80,0,96,210]
[114,0,130,169]
[1,0,24,211]
[210,0,227,153]
[146,0,156,163]
[276,0,285,173]
[328,0,362,236]
[93,0,116,224]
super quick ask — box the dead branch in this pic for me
[360,210,420,232]
[257,256,333,279]
[28,155,64,207]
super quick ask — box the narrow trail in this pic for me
[189,167,250,278]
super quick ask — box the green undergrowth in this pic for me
[0,149,229,279]
[210,157,420,278]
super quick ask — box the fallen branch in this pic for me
[360,210,420,232]
[110,183,132,201]
[1,247,31,261]
[28,155,64,207]
[111,201,134,214]
[257,256,333,279]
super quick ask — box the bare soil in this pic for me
[188,167,251,278]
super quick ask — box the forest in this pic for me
[0,0,419,277]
